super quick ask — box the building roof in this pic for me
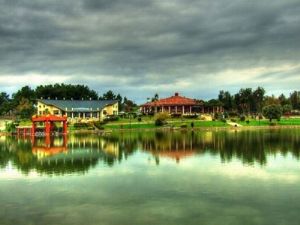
[38,99,118,112]
[142,93,197,107]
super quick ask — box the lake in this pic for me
[1,128,300,225]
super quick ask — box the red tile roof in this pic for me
[143,93,197,106]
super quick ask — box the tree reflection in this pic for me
[0,129,300,176]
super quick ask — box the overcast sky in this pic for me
[0,0,300,102]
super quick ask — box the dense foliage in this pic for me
[0,84,137,119]
[0,84,300,119]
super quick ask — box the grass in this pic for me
[103,119,228,130]
[237,117,300,127]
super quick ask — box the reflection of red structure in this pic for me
[32,135,68,158]
[31,115,68,135]
[158,151,195,163]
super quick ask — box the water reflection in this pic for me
[1,128,300,175]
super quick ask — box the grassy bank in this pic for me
[5,117,300,132]
[238,118,300,126]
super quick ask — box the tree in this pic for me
[239,88,253,114]
[253,87,265,113]
[263,95,280,106]
[12,86,36,105]
[278,94,290,106]
[35,84,98,100]
[282,104,292,115]
[16,98,35,119]
[100,90,116,100]
[262,104,283,122]
[290,91,300,110]
[152,93,159,102]
[218,90,233,111]
[0,92,11,115]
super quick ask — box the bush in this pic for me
[240,115,246,122]
[5,122,16,132]
[231,118,236,123]
[270,122,277,126]
[246,120,250,124]
[191,122,194,128]
[180,124,188,128]
[223,112,229,119]
[171,113,182,118]
[104,115,119,122]
[137,117,142,122]
[155,119,165,126]
[93,121,105,130]
[183,114,198,119]
[228,111,239,117]
[73,122,89,128]
[221,118,227,123]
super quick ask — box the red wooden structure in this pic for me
[31,115,68,135]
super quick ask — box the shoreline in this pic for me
[1,124,300,136]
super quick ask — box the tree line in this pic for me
[0,84,137,118]
[1,84,300,119]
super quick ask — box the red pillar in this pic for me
[45,134,50,147]
[63,121,67,134]
[45,121,51,134]
[31,123,36,136]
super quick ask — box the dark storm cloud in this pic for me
[0,0,300,101]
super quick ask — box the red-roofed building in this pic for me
[141,92,196,114]
[141,93,223,115]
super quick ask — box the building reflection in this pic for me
[1,129,300,176]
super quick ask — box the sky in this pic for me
[0,0,300,103]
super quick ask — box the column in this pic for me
[63,121,68,134]
[45,121,51,134]
[168,106,171,114]
[182,106,185,114]
[175,106,178,114]
[31,123,36,136]
[190,106,192,114]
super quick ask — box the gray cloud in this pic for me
[0,0,300,102]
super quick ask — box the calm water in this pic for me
[1,129,300,225]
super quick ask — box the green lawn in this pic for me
[237,118,300,126]
[103,119,228,130]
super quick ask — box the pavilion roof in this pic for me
[142,93,197,106]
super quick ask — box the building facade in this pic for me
[141,93,223,115]
[37,99,118,121]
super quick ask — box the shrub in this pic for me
[5,122,16,132]
[240,115,246,122]
[183,114,198,119]
[155,119,165,126]
[246,120,250,124]
[221,118,227,123]
[180,124,188,128]
[231,118,236,123]
[223,112,229,119]
[171,113,182,118]
[191,122,194,128]
[228,111,239,117]
[93,121,106,130]
[137,117,142,122]
[104,115,119,122]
